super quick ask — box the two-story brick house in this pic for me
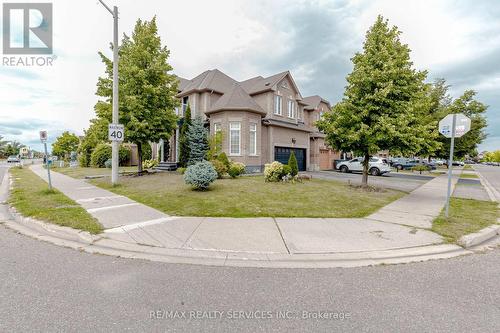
[163,69,339,172]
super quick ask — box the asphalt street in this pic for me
[1,164,499,332]
[475,164,500,196]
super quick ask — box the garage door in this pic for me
[274,147,306,171]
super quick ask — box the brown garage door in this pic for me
[319,149,333,170]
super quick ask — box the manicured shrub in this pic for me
[184,160,218,190]
[142,159,159,170]
[228,162,245,178]
[90,143,130,168]
[105,159,112,168]
[217,152,231,169]
[211,159,227,179]
[90,143,112,168]
[282,165,292,177]
[177,167,186,175]
[288,151,299,176]
[264,161,284,182]
[187,116,209,165]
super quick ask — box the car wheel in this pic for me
[370,167,380,176]
[340,165,349,173]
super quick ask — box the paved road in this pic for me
[475,164,500,196]
[308,170,432,192]
[1,224,499,332]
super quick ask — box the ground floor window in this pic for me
[229,122,241,155]
[249,123,257,155]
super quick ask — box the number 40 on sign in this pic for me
[108,124,124,142]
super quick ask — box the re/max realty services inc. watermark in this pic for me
[2,2,56,66]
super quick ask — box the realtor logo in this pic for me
[2,3,53,54]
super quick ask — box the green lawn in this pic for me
[55,166,138,179]
[9,167,103,234]
[432,198,499,243]
[459,173,478,179]
[90,172,405,218]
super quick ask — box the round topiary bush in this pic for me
[184,160,218,190]
[228,162,246,178]
[264,161,284,182]
[210,159,227,179]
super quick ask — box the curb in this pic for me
[1,209,481,268]
[458,224,500,248]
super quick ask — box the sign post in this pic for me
[438,113,471,217]
[39,130,52,191]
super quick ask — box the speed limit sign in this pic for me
[108,124,124,142]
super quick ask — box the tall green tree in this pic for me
[52,131,80,160]
[178,104,192,167]
[317,16,436,186]
[186,116,209,165]
[96,17,179,173]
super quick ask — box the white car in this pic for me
[337,157,391,176]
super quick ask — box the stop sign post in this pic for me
[439,113,471,217]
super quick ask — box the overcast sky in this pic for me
[1,0,499,152]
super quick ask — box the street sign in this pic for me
[39,130,48,142]
[439,113,471,138]
[108,124,124,142]
[439,113,472,218]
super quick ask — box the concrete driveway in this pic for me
[306,170,433,192]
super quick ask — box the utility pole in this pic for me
[444,114,456,218]
[99,0,120,185]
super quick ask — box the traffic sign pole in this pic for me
[444,114,456,218]
[43,141,52,191]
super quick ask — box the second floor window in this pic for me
[229,122,241,155]
[288,100,295,118]
[274,95,282,115]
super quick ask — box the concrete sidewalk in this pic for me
[27,164,462,259]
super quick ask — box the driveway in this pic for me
[306,170,432,192]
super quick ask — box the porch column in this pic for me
[159,139,164,162]
[175,128,180,163]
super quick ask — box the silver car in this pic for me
[7,155,20,163]
[336,157,391,176]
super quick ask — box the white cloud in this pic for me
[1,0,499,151]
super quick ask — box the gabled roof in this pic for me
[241,71,302,96]
[302,95,331,110]
[207,83,266,115]
[177,69,238,97]
[177,76,190,91]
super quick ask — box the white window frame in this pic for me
[214,123,221,133]
[249,123,257,156]
[288,100,295,118]
[274,95,282,116]
[229,122,241,156]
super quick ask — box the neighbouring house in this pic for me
[158,69,340,172]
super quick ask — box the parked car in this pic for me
[7,155,20,163]
[336,157,391,176]
[431,159,445,166]
[392,159,436,171]
[451,161,464,167]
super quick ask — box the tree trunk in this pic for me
[137,142,143,174]
[361,152,370,187]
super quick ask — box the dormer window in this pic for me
[274,95,282,115]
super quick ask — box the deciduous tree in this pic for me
[317,16,436,186]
